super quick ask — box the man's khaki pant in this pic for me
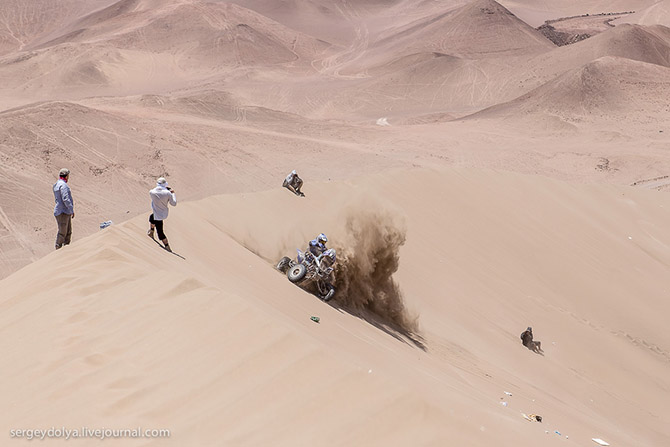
[55,213,72,249]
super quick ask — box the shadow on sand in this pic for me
[525,341,544,356]
[327,300,427,351]
[150,237,186,260]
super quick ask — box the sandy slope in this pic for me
[499,0,659,27]
[2,169,669,446]
[2,1,670,444]
[619,0,670,25]
[467,56,670,124]
[0,0,115,56]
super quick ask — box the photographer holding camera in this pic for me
[147,177,177,252]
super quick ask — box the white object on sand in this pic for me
[592,438,610,446]
[376,117,391,126]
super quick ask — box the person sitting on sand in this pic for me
[283,170,304,197]
[520,327,543,353]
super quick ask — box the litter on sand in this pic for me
[504,391,512,396]
[521,413,542,422]
[310,316,320,323]
[99,220,113,229]
[592,438,610,446]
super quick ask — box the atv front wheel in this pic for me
[287,264,307,283]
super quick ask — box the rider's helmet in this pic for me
[317,233,328,244]
[527,327,532,332]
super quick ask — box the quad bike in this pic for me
[276,248,336,301]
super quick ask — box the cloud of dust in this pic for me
[332,201,417,333]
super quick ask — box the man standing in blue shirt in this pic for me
[53,168,75,250]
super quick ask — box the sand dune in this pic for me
[2,1,670,445]
[2,169,669,446]
[0,97,408,277]
[339,0,553,74]
[38,0,330,65]
[377,0,553,56]
[623,0,670,25]
[0,0,331,106]
[0,0,114,56]
[499,0,660,27]
[467,56,670,123]
[552,23,670,68]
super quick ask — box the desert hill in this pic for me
[620,0,670,25]
[466,56,670,125]
[0,0,331,107]
[498,0,660,27]
[2,169,669,446]
[34,0,331,65]
[2,1,670,445]
[546,23,670,68]
[0,0,114,56]
[0,97,407,277]
[374,0,553,57]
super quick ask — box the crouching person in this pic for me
[283,170,304,197]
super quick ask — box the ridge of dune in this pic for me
[524,23,670,79]
[2,169,670,446]
[368,0,554,61]
[465,56,670,123]
[498,0,660,27]
[33,0,330,65]
[0,0,332,103]
[0,97,410,278]
[618,0,670,25]
[221,0,358,45]
[575,23,670,67]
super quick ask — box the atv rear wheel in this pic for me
[287,263,307,283]
[317,280,335,301]
[323,286,335,302]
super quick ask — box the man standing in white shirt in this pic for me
[148,177,177,252]
[283,170,304,197]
